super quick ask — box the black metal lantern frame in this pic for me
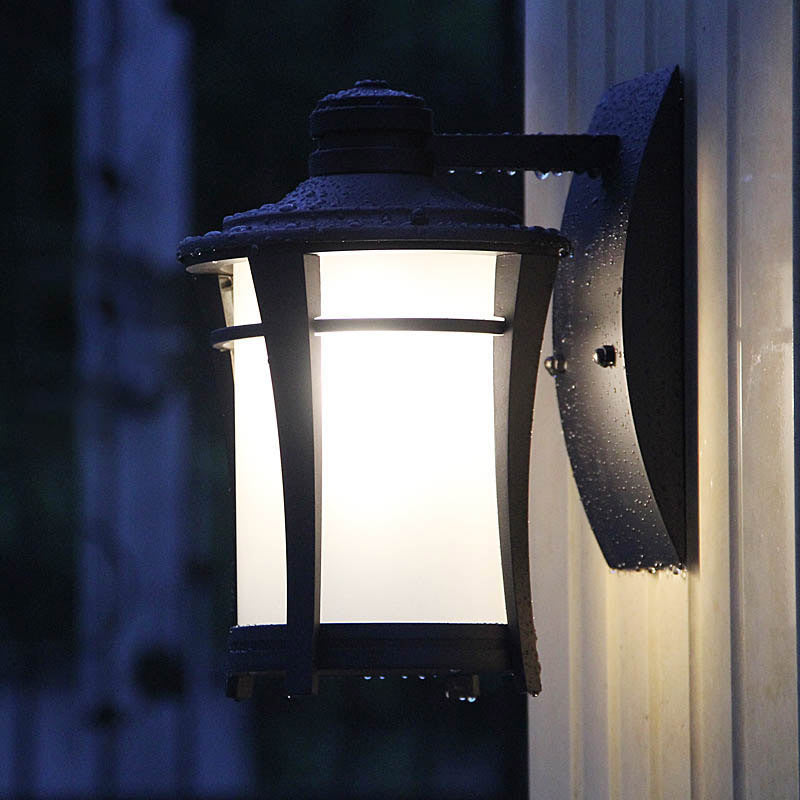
[178,68,686,698]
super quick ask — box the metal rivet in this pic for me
[593,344,616,367]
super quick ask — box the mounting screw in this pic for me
[544,355,566,376]
[593,344,616,367]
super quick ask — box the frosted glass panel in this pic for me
[318,250,507,623]
[231,259,286,625]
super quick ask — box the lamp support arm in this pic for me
[430,133,619,175]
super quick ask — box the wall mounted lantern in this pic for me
[178,67,684,699]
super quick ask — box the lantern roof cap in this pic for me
[178,81,570,266]
[177,172,568,266]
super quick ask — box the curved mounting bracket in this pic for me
[552,67,686,568]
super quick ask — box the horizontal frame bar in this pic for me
[312,317,506,334]
[210,322,264,349]
[227,623,512,677]
[211,317,507,348]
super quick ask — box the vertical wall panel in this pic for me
[607,2,646,791]
[690,0,735,796]
[526,0,797,797]
[525,5,576,798]
[575,3,615,795]
[730,0,797,795]
[614,0,645,81]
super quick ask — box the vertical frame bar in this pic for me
[494,251,559,694]
[249,248,321,695]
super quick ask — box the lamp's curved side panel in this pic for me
[189,272,238,621]
[230,261,288,627]
[249,249,321,695]
[554,67,685,568]
[495,252,559,695]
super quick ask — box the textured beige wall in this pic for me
[525,1,796,797]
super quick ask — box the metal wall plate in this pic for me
[554,67,687,568]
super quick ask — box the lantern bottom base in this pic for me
[226,622,513,693]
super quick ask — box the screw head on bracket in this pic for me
[544,354,566,376]
[593,344,616,368]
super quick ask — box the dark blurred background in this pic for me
[1,1,529,796]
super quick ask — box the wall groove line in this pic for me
[725,1,745,797]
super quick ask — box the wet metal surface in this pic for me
[554,67,686,568]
